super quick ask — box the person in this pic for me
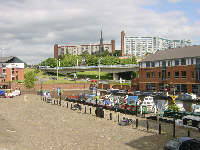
[47,92,51,99]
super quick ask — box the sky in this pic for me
[0,0,200,64]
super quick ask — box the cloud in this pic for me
[168,0,181,3]
[0,0,199,64]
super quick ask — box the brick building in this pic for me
[54,30,115,59]
[0,56,25,83]
[138,46,200,94]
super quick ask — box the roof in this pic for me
[0,56,25,63]
[141,45,200,62]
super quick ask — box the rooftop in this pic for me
[0,56,25,63]
[141,45,200,62]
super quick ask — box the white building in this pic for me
[121,31,192,57]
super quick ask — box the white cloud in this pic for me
[0,0,199,64]
[168,0,181,3]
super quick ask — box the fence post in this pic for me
[67,102,68,108]
[136,102,138,117]
[59,93,61,106]
[159,123,161,134]
[90,107,92,114]
[110,112,112,120]
[84,106,87,114]
[71,103,72,109]
[146,120,149,131]
[118,114,120,122]
[136,119,138,128]
[173,118,176,138]
[187,129,190,137]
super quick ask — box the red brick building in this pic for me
[0,56,24,83]
[138,46,200,94]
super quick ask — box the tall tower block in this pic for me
[121,31,125,56]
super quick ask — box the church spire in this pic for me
[100,29,104,53]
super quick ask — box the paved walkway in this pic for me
[0,95,199,150]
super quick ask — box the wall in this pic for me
[138,65,198,92]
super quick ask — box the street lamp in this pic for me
[57,59,60,79]
[98,57,102,82]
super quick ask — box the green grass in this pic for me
[24,69,113,84]
[76,71,112,80]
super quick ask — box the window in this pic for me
[168,61,171,66]
[146,83,156,91]
[168,72,171,78]
[151,62,155,67]
[175,72,179,78]
[152,72,155,78]
[146,62,150,67]
[192,72,195,78]
[146,72,150,78]
[196,57,200,66]
[159,72,161,78]
[191,58,194,65]
[162,61,166,67]
[181,58,186,65]
[181,71,187,78]
[175,59,179,66]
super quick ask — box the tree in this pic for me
[42,58,57,67]
[112,50,122,57]
[24,70,36,89]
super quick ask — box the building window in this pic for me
[181,71,186,78]
[168,72,171,78]
[159,83,164,91]
[175,71,179,78]
[175,59,179,66]
[192,71,195,78]
[181,58,186,65]
[151,62,155,67]
[191,58,194,65]
[168,61,171,66]
[162,61,166,67]
[146,83,156,91]
[146,72,150,78]
[152,72,155,78]
[146,62,150,67]
[196,57,200,66]
[12,68,15,74]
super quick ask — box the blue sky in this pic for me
[143,0,200,24]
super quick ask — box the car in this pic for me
[163,137,200,150]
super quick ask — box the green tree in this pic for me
[96,50,111,57]
[42,58,57,67]
[100,56,120,65]
[24,70,36,89]
[85,55,98,66]
[112,50,122,56]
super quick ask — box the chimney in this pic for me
[121,31,125,56]
[54,44,58,59]
[111,40,115,53]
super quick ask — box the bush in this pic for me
[168,105,180,112]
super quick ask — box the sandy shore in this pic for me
[0,95,199,150]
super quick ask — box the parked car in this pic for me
[163,137,200,150]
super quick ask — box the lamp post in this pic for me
[57,59,60,79]
[98,57,102,82]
